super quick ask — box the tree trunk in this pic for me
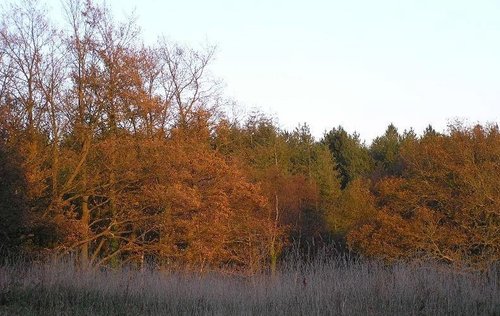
[81,194,90,265]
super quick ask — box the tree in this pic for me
[286,124,341,246]
[0,0,73,251]
[348,123,500,268]
[370,123,404,178]
[327,178,376,237]
[156,39,220,130]
[214,116,343,269]
[322,126,373,189]
[0,143,27,252]
[423,124,441,138]
[0,0,303,271]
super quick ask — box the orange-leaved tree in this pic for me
[348,123,500,268]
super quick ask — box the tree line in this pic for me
[0,0,498,271]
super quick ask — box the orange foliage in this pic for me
[348,124,500,267]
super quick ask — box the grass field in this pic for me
[0,255,498,315]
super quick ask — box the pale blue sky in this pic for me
[47,0,500,141]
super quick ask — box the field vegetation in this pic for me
[1,254,498,315]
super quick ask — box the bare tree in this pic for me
[0,0,53,144]
[157,39,220,130]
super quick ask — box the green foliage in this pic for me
[327,178,376,235]
[423,124,441,138]
[322,126,373,189]
[370,123,404,177]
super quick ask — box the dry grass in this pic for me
[0,255,498,315]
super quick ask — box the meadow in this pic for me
[0,255,498,315]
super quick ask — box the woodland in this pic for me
[0,0,499,275]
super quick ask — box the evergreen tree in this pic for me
[370,123,403,178]
[322,126,372,189]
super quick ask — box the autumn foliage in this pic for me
[348,124,500,268]
[0,0,498,271]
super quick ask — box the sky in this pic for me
[45,0,500,142]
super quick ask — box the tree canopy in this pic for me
[0,0,498,271]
